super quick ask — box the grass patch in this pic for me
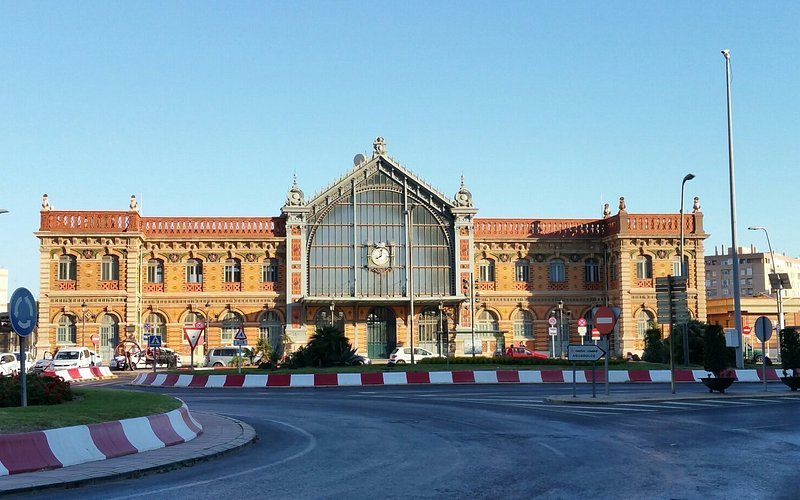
[0,388,181,434]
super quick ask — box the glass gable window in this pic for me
[99,315,119,349]
[57,315,77,344]
[147,259,164,283]
[479,260,495,282]
[262,260,279,282]
[514,260,529,282]
[513,310,534,339]
[585,258,600,283]
[58,255,76,281]
[186,259,203,283]
[637,310,653,339]
[143,313,166,336]
[101,255,119,281]
[224,259,241,283]
[308,170,452,298]
[549,259,566,282]
[476,310,499,338]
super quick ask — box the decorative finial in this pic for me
[41,193,51,211]
[372,137,386,157]
[129,194,139,211]
[285,174,305,207]
[618,196,627,212]
[692,196,701,213]
[454,175,473,207]
[603,203,610,218]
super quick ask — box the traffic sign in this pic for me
[754,316,773,342]
[591,328,600,340]
[742,325,751,336]
[577,326,587,336]
[148,335,162,348]
[548,317,558,327]
[144,322,152,332]
[548,326,558,336]
[233,339,248,346]
[593,306,616,335]
[577,318,587,327]
[234,328,247,341]
[568,344,606,361]
[183,323,204,349]
[91,334,100,345]
[9,287,37,337]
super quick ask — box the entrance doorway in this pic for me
[366,307,397,359]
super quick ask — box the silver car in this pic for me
[204,347,253,367]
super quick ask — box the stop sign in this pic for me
[90,333,100,345]
[593,306,616,335]
[742,325,751,336]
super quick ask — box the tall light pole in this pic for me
[722,48,744,368]
[81,302,88,347]
[679,173,695,366]
[748,226,784,335]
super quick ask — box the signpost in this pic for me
[754,316,773,392]
[568,344,607,398]
[183,321,204,369]
[593,306,617,397]
[233,329,247,374]
[9,287,37,407]
[656,275,688,393]
[91,333,100,361]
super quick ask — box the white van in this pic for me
[51,347,98,370]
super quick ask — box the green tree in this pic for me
[780,328,800,376]
[308,325,353,367]
[703,324,730,377]
[642,326,664,363]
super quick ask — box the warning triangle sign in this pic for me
[233,328,247,341]
[183,324,204,349]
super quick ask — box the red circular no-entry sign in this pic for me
[90,334,100,345]
[593,306,616,335]
[742,325,751,336]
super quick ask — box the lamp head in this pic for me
[81,302,87,313]
[721,49,730,59]
[747,226,764,231]
[683,173,696,182]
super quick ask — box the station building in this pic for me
[34,138,708,362]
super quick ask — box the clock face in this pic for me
[371,246,390,267]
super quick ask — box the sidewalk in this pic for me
[0,412,256,495]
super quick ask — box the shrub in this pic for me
[780,328,800,375]
[642,327,665,363]
[703,324,730,377]
[0,373,74,407]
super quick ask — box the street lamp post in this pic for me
[470,272,476,358]
[748,226,785,341]
[722,48,744,368]
[557,300,564,358]
[679,173,695,366]
[405,205,417,364]
[81,302,88,348]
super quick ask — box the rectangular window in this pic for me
[147,261,163,283]
[58,256,76,281]
[262,261,279,282]
[515,261,529,282]
[585,260,600,283]
[101,256,119,281]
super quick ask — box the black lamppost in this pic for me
[680,173,695,366]
[81,302,88,347]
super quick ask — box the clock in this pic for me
[370,245,391,267]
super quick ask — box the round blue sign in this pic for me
[9,287,38,337]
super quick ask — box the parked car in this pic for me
[497,346,548,359]
[204,347,254,367]
[388,346,436,365]
[31,352,54,373]
[51,347,98,370]
[0,352,20,376]
[14,351,36,373]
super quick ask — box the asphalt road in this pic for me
[21,381,800,499]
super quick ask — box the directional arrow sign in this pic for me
[9,287,37,337]
[568,344,606,361]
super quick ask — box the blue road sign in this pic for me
[148,335,162,348]
[9,287,37,337]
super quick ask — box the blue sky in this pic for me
[1,1,799,295]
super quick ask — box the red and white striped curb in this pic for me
[42,366,116,382]
[131,368,782,388]
[0,404,201,476]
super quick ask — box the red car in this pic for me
[504,347,548,359]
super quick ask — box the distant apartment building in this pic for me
[705,245,800,300]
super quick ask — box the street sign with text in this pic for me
[568,344,606,361]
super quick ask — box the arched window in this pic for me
[314,307,345,333]
[549,259,566,282]
[220,311,243,343]
[476,310,499,338]
[147,259,164,283]
[515,260,530,282]
[584,258,600,283]
[57,315,77,344]
[101,255,119,281]
[259,311,283,351]
[99,315,119,349]
[262,259,279,282]
[224,258,241,283]
[479,259,495,282]
[186,259,203,283]
[513,310,534,339]
[636,255,653,279]
[143,312,166,336]
[637,310,654,339]
[58,255,76,281]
